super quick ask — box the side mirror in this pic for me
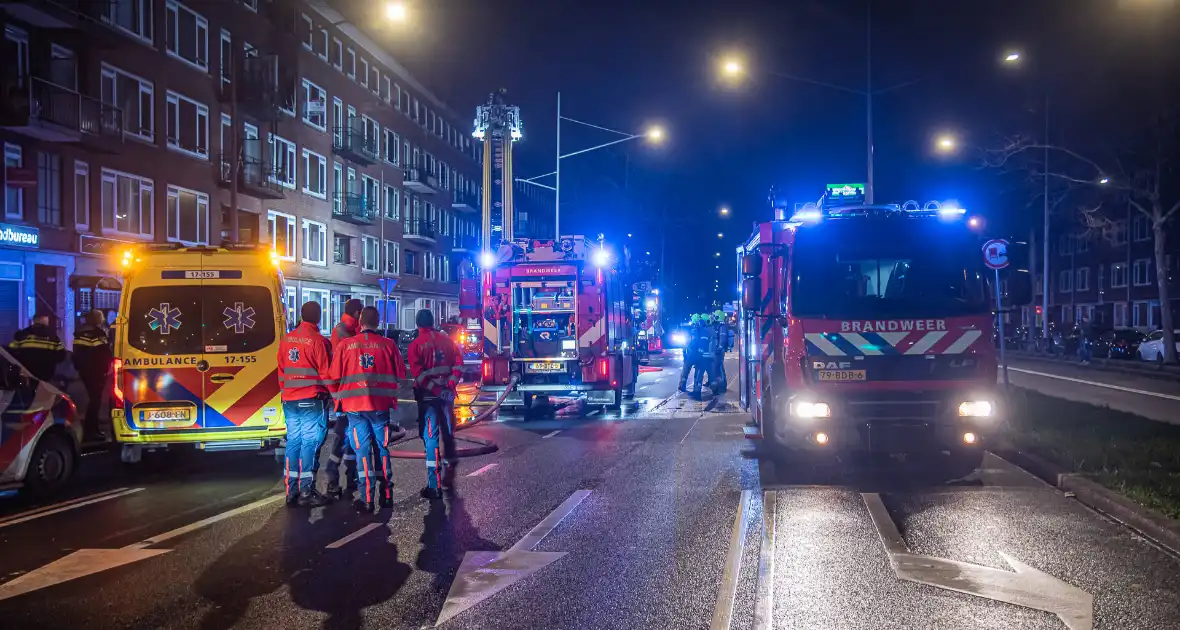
[741,277,761,312]
[741,254,761,277]
[1007,269,1033,307]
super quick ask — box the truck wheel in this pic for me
[24,432,77,497]
[607,384,623,410]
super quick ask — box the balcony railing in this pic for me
[451,190,477,212]
[0,77,122,146]
[0,0,113,31]
[403,166,439,194]
[332,122,378,165]
[452,234,477,252]
[333,193,375,225]
[219,55,293,121]
[218,152,286,199]
[404,219,437,242]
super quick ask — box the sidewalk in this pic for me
[1006,347,1180,381]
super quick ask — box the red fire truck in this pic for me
[736,189,1029,475]
[480,236,638,410]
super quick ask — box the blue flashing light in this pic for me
[790,209,823,223]
[937,206,967,220]
[480,251,497,268]
[593,248,611,268]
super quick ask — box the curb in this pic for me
[997,448,1180,556]
[1008,351,1180,382]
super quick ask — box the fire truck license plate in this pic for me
[817,370,867,382]
[527,362,565,373]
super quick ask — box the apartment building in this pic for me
[0,0,482,343]
[1019,208,1180,332]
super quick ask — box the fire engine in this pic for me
[736,185,1030,475]
[479,236,638,410]
[632,283,664,364]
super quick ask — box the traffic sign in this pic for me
[982,238,1010,270]
[378,277,398,295]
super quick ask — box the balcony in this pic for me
[217,153,286,200]
[220,55,293,122]
[451,190,478,212]
[404,219,437,243]
[0,77,122,148]
[403,166,439,194]
[332,123,378,166]
[0,0,111,30]
[333,193,375,225]
[452,234,477,253]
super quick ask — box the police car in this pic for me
[0,346,81,495]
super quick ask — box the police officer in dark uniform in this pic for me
[72,309,113,441]
[10,312,66,384]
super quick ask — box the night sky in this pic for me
[357,0,1174,317]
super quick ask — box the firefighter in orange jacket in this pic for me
[277,301,335,507]
[324,298,363,500]
[407,308,463,500]
[329,306,407,513]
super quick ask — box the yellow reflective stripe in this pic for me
[73,337,106,347]
[11,339,63,350]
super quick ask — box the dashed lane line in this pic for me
[542,430,562,439]
[0,487,146,529]
[467,463,499,477]
[1009,367,1180,401]
[325,523,383,549]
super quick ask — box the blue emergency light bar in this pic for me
[788,199,968,223]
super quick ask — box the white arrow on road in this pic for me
[434,489,591,627]
[0,493,284,601]
[862,493,1093,630]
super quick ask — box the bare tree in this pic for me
[986,128,1180,363]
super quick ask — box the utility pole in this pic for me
[865,0,874,204]
[1042,94,1050,340]
[554,91,561,239]
[228,41,240,243]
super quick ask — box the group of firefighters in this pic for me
[678,311,734,399]
[279,299,463,513]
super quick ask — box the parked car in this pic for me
[1094,329,1146,360]
[0,347,81,496]
[1137,330,1180,364]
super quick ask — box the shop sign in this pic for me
[0,222,39,248]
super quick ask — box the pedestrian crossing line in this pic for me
[467,463,499,477]
[0,487,145,529]
[325,522,383,549]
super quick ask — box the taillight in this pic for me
[482,359,491,382]
[599,358,609,377]
[111,358,125,409]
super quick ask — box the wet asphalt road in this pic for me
[1,354,1180,629]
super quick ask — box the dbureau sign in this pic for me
[0,222,39,248]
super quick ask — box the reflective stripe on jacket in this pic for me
[9,324,66,382]
[408,327,463,398]
[277,321,335,401]
[330,314,357,351]
[328,330,407,412]
[72,326,112,380]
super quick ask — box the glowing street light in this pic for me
[935,133,958,154]
[1099,176,1110,185]
[719,206,730,217]
[647,126,665,142]
[721,57,745,78]
[717,232,724,239]
[1004,51,1021,63]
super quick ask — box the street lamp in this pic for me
[934,133,957,154]
[516,92,667,239]
[384,1,407,22]
[719,206,730,217]
[1003,51,1022,63]
[717,232,724,238]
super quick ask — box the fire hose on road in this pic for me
[386,375,519,459]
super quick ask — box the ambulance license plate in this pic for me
[817,369,867,382]
[143,408,191,422]
[527,362,565,374]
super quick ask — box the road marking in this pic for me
[681,415,704,444]
[753,491,776,630]
[325,522,383,549]
[542,430,561,439]
[711,490,753,630]
[436,490,591,626]
[466,463,499,477]
[0,487,145,529]
[862,493,1093,630]
[0,493,284,601]
[1010,367,1180,401]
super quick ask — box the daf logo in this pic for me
[948,357,976,369]
[813,360,852,370]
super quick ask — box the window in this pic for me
[1075,267,1090,292]
[427,109,435,132]
[268,210,295,259]
[332,161,343,214]
[316,28,328,59]
[1111,220,1127,246]
[100,168,153,237]
[1059,270,1072,293]
[1133,216,1150,242]
[1133,301,1150,328]
[302,219,327,265]
[301,149,327,198]
[404,249,418,275]
[361,236,379,273]
[1114,303,1128,328]
[413,97,420,123]
[104,0,153,43]
[268,133,296,188]
[165,91,209,159]
[4,143,21,220]
[361,115,379,154]
[360,58,369,88]
[243,0,257,12]
[384,240,399,274]
[100,65,153,141]
[37,152,62,226]
[1133,258,1152,286]
[382,75,391,103]
[331,38,342,69]
[302,288,331,330]
[362,175,380,214]
[331,97,343,146]
[1075,233,1088,253]
[1111,262,1128,288]
[74,161,89,229]
[333,233,353,265]
[49,45,77,90]
[165,1,208,71]
[301,79,326,131]
[346,47,355,79]
[384,129,400,165]
[166,185,209,244]
[300,14,313,49]
[384,185,399,220]
[370,66,380,94]
[219,30,232,92]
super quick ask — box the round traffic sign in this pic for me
[982,238,1010,270]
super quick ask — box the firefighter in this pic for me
[678,314,702,393]
[72,309,113,441]
[329,306,407,513]
[407,308,463,500]
[709,310,729,394]
[691,314,714,399]
[277,301,334,508]
[9,312,65,384]
[324,298,363,501]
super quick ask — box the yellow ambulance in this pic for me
[111,244,287,463]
